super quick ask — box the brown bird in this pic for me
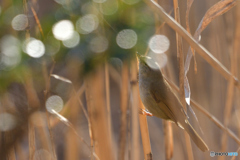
[138,55,209,152]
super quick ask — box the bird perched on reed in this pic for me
[138,55,209,152]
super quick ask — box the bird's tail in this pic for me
[183,120,209,152]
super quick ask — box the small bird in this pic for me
[138,55,209,152]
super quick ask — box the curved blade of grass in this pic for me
[185,0,237,75]
[186,0,197,73]
[30,6,44,39]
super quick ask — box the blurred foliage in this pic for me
[0,0,162,92]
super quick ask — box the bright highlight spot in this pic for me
[46,95,64,113]
[76,14,99,34]
[11,14,28,31]
[186,97,190,105]
[146,51,168,70]
[149,35,170,54]
[63,31,80,48]
[116,29,137,49]
[90,36,108,53]
[26,39,45,58]
[0,113,17,131]
[52,20,74,41]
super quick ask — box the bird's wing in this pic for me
[149,84,178,123]
[163,79,188,118]
[149,79,188,123]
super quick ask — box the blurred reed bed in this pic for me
[0,0,240,160]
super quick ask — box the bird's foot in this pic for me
[139,108,153,116]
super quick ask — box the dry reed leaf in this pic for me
[200,0,236,32]
[183,0,237,117]
[185,0,237,75]
[186,0,194,34]
[30,6,44,38]
[23,0,30,40]
[51,74,72,84]
[163,121,173,160]
[184,76,190,106]
[186,0,197,74]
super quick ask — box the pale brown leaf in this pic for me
[200,0,237,32]
[185,0,236,75]
[186,0,194,34]
[51,74,72,84]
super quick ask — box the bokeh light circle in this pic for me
[146,51,168,70]
[1,35,20,51]
[149,35,170,54]
[0,35,21,67]
[0,113,17,131]
[100,0,118,15]
[90,36,109,53]
[52,20,74,41]
[11,14,28,31]
[26,39,45,58]
[46,95,64,113]
[76,14,99,34]
[116,29,137,49]
[1,46,21,67]
[62,31,80,48]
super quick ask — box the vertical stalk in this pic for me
[105,62,114,151]
[24,75,38,160]
[130,59,140,160]
[118,62,129,160]
[220,2,239,158]
[173,0,194,159]
[163,121,173,160]
[65,92,80,160]
[85,65,115,160]
[139,101,153,160]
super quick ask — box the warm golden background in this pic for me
[0,0,239,160]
